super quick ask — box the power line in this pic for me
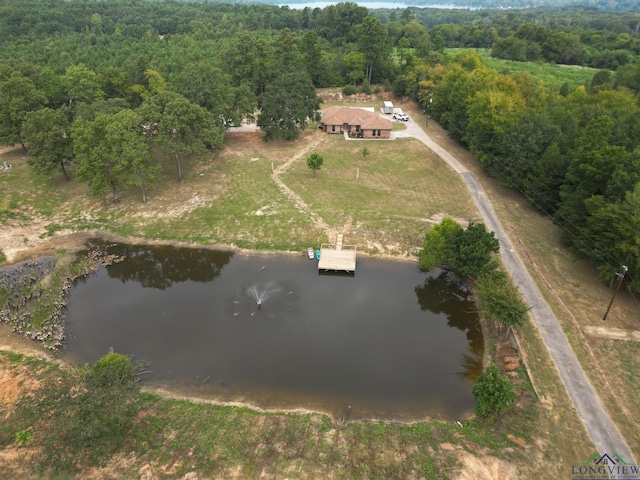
[477,153,640,311]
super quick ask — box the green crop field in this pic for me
[446,48,600,92]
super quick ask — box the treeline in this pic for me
[0,0,638,291]
[268,0,639,10]
[373,7,640,69]
[405,49,640,291]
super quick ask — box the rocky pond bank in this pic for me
[0,246,125,350]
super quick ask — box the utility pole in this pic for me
[603,265,628,321]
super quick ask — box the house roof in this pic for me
[321,106,392,130]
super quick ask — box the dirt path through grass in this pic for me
[271,134,340,241]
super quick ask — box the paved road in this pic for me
[394,117,636,462]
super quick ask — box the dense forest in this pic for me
[0,0,638,292]
[261,0,639,11]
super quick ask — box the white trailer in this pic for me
[383,101,394,114]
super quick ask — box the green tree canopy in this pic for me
[306,152,324,178]
[62,64,105,105]
[73,109,156,202]
[138,91,221,181]
[353,16,391,84]
[0,73,47,149]
[472,364,516,417]
[449,222,500,279]
[257,71,321,142]
[22,106,74,180]
[474,271,530,327]
[418,217,463,271]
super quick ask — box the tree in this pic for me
[37,67,66,107]
[317,2,368,41]
[62,64,105,105]
[354,16,391,84]
[307,152,324,178]
[465,86,525,160]
[491,112,561,190]
[300,30,325,86]
[523,143,569,215]
[138,91,221,181]
[257,71,321,142]
[0,73,47,150]
[449,222,500,279]
[360,146,370,162]
[15,353,141,475]
[556,116,625,245]
[223,33,275,95]
[22,107,74,180]
[172,61,231,114]
[432,65,476,142]
[274,28,303,72]
[73,110,156,202]
[105,109,158,203]
[172,63,255,127]
[343,51,366,86]
[418,217,463,271]
[73,114,124,202]
[472,364,516,417]
[98,66,130,100]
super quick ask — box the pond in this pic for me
[61,243,483,422]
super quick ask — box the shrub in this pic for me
[473,364,516,417]
[360,78,371,94]
[474,271,530,327]
[15,352,142,475]
[0,248,5,263]
[418,217,462,271]
[342,85,356,96]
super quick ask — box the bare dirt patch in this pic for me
[583,326,640,341]
[455,450,518,480]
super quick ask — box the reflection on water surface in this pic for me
[62,243,482,421]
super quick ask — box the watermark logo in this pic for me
[571,453,639,480]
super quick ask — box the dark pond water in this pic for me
[61,243,482,421]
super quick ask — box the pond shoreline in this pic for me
[1,230,488,425]
[0,230,460,424]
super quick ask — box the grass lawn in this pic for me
[281,134,479,254]
[1,127,479,256]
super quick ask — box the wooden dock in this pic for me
[318,234,356,272]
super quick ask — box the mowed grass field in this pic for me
[1,129,479,256]
[280,133,479,253]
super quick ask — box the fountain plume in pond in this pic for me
[247,281,282,306]
[229,280,297,318]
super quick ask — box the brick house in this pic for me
[319,106,392,139]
